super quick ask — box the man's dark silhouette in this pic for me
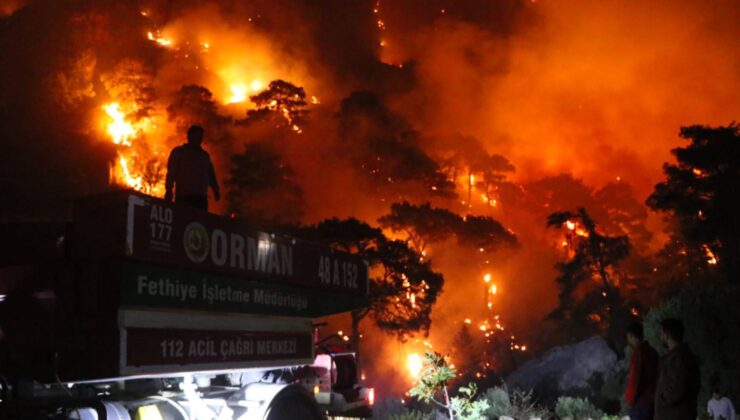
[654,318,701,420]
[625,322,659,420]
[164,125,220,211]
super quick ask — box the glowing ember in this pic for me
[565,220,576,230]
[702,244,718,265]
[406,353,423,378]
[483,273,491,283]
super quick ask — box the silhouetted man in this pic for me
[654,318,700,420]
[164,125,220,211]
[625,321,659,420]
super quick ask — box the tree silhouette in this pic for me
[547,208,631,344]
[227,142,304,227]
[456,215,518,254]
[337,91,455,198]
[167,84,232,144]
[647,124,740,283]
[305,218,444,374]
[594,182,652,253]
[378,201,461,253]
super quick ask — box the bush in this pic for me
[451,384,490,420]
[643,283,740,407]
[554,396,604,420]
[479,386,549,420]
[373,398,427,420]
[388,412,428,420]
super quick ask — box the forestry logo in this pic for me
[183,222,209,263]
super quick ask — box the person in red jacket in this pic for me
[625,321,659,420]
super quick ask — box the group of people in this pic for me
[625,318,736,420]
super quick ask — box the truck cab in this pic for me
[0,191,372,420]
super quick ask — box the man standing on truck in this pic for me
[164,125,220,211]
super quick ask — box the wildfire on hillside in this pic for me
[2,0,738,400]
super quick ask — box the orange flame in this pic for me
[406,353,423,379]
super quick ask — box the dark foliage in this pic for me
[337,91,456,198]
[647,124,740,283]
[227,142,304,226]
[378,201,461,252]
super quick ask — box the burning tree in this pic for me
[429,134,515,209]
[647,124,740,283]
[468,153,515,210]
[547,208,631,344]
[100,59,156,121]
[246,79,308,133]
[227,142,304,227]
[594,182,652,253]
[305,218,444,373]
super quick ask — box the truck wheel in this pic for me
[264,389,322,420]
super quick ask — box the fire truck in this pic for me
[0,191,374,419]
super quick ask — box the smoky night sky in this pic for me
[2,0,739,395]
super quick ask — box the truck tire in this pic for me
[264,387,322,420]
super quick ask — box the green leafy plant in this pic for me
[408,351,485,420]
[388,411,429,420]
[479,386,549,420]
[450,384,490,420]
[554,396,604,420]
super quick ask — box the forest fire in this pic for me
[102,103,135,146]
[2,0,739,412]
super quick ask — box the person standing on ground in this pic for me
[708,385,737,420]
[625,321,659,420]
[164,125,220,211]
[654,318,701,420]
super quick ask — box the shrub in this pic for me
[554,396,604,420]
[451,384,490,420]
[479,386,550,420]
[388,412,429,420]
[373,398,425,420]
